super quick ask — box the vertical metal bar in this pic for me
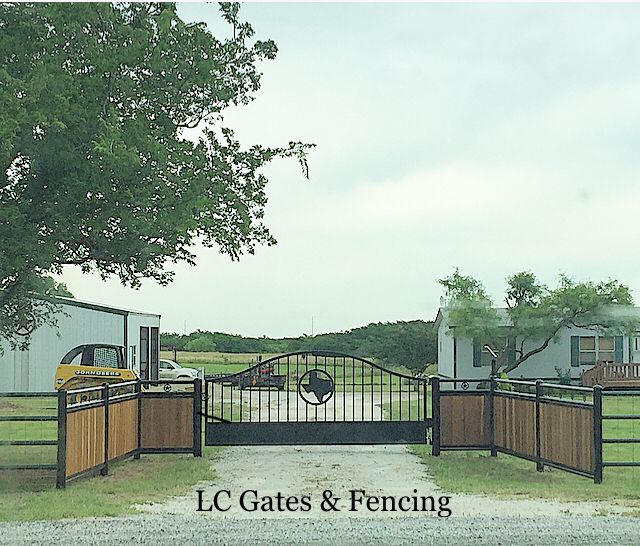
[102,384,109,476]
[193,379,202,457]
[399,376,402,421]
[422,377,428,423]
[296,354,299,422]
[379,368,383,421]
[220,380,225,422]
[342,356,346,421]
[314,353,318,422]
[305,354,308,422]
[370,366,374,421]
[389,370,392,421]
[56,389,67,489]
[134,380,142,459]
[431,377,440,455]
[258,367,262,423]
[351,357,355,422]
[287,356,290,422]
[535,380,543,471]
[228,382,232,422]
[489,376,497,457]
[249,373,253,423]
[239,380,243,423]
[594,385,603,484]
[324,356,327,422]
[275,358,279,423]
[333,356,337,422]
[360,360,364,421]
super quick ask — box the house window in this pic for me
[634,336,640,352]
[578,336,614,365]
[478,337,508,367]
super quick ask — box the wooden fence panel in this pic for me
[65,406,104,478]
[540,401,594,474]
[493,394,536,459]
[140,396,194,450]
[440,394,490,448]
[108,398,138,460]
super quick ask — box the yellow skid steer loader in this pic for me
[54,344,138,393]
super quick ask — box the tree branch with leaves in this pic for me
[0,2,314,348]
[439,269,640,374]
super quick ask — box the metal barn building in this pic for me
[0,296,161,392]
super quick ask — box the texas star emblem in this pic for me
[298,369,334,405]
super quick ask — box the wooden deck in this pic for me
[581,362,640,388]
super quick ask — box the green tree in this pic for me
[0,2,312,348]
[184,335,217,353]
[439,269,640,373]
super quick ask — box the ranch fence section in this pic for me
[431,377,603,483]
[601,389,640,471]
[0,391,58,471]
[0,380,202,488]
[57,379,202,488]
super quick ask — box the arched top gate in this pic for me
[204,351,431,445]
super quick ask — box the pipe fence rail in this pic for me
[0,380,202,488]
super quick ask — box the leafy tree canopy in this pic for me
[0,2,312,348]
[439,269,640,373]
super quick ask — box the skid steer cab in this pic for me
[54,344,138,392]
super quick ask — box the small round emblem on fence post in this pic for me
[163,383,172,392]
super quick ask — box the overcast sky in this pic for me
[59,3,640,337]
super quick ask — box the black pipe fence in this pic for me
[1,380,202,488]
[431,377,603,483]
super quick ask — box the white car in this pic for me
[159,359,199,380]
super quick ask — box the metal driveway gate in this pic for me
[204,351,431,445]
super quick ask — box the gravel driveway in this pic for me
[2,444,638,545]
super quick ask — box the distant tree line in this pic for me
[161,321,436,371]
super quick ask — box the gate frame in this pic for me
[204,350,432,446]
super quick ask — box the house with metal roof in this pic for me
[0,296,160,392]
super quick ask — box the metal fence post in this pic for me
[102,384,109,476]
[593,385,603,484]
[134,380,142,459]
[56,389,67,489]
[431,377,440,456]
[193,379,202,457]
[489,376,497,457]
[535,380,543,472]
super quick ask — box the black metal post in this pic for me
[593,385,603,484]
[489,376,497,457]
[535,380,543,472]
[102,384,109,476]
[193,379,202,457]
[56,389,67,489]
[431,377,440,456]
[134,380,142,459]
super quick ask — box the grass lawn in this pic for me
[410,447,640,512]
[0,447,220,521]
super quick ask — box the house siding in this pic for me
[436,307,636,382]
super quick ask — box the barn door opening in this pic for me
[150,327,159,380]
[140,327,149,380]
